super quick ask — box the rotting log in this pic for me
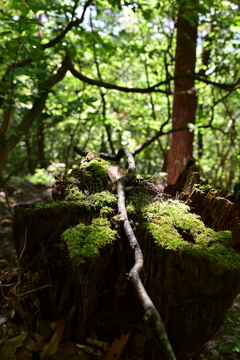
[6,150,240,360]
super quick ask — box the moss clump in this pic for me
[70,158,110,186]
[61,218,117,264]
[33,190,117,215]
[144,200,203,250]
[100,206,115,218]
[65,186,86,202]
[88,191,117,209]
[196,183,216,194]
[33,201,76,210]
[126,194,152,216]
[82,159,110,182]
[143,200,240,270]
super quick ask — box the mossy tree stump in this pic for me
[10,151,240,360]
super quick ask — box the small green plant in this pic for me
[25,168,55,186]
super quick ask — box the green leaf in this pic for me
[22,36,40,46]
[0,31,13,36]
[36,70,48,81]
[142,10,152,21]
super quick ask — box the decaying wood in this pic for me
[92,148,176,360]
[102,332,131,360]
[5,149,240,360]
[185,189,240,251]
[40,318,65,359]
[165,156,240,251]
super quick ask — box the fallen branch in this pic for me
[102,332,131,360]
[74,147,177,360]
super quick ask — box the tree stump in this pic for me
[7,151,240,360]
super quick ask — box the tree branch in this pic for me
[133,126,188,156]
[69,62,172,95]
[70,59,240,95]
[74,147,177,360]
[42,0,93,49]
[152,73,240,92]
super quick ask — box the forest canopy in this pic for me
[0,0,240,187]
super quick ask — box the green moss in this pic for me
[33,201,81,210]
[32,150,240,271]
[126,203,135,215]
[146,221,184,249]
[100,206,115,217]
[196,183,216,194]
[88,191,117,209]
[61,218,117,264]
[126,194,152,215]
[70,158,110,186]
[65,186,86,201]
[32,188,117,216]
[143,199,240,270]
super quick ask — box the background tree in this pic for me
[167,0,198,184]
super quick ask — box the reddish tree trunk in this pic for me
[167,3,198,184]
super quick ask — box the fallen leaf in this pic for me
[25,333,45,352]
[103,332,131,360]
[0,331,28,360]
[108,165,127,183]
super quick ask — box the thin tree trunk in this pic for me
[167,2,198,184]
[25,135,34,174]
[37,120,46,169]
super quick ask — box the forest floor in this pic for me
[0,181,240,360]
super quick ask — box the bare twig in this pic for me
[73,147,177,360]
[70,59,240,95]
[133,125,188,156]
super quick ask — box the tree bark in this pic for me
[167,2,198,184]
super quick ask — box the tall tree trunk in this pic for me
[167,2,198,184]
